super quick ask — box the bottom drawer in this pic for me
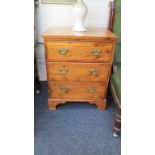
[48,81,106,100]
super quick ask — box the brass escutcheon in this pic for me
[91,49,102,58]
[88,87,96,93]
[58,48,69,55]
[90,69,98,75]
[58,67,69,74]
[60,85,69,93]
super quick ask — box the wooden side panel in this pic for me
[47,62,110,82]
[48,81,106,100]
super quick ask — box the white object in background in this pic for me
[72,0,88,32]
[37,58,47,81]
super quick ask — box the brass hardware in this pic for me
[88,87,96,93]
[90,69,98,75]
[58,67,69,74]
[91,49,102,58]
[58,48,69,55]
[60,85,69,93]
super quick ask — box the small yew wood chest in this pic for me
[42,27,118,111]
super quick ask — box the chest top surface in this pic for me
[42,27,118,41]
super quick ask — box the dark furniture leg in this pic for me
[35,75,40,94]
[34,58,40,94]
[113,107,121,137]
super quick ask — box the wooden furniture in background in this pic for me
[108,0,121,137]
[108,1,115,32]
[42,27,118,110]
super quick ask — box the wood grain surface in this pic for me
[42,27,118,111]
[47,62,110,82]
[48,81,106,100]
[42,27,118,41]
[46,41,114,62]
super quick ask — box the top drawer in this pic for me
[46,42,114,62]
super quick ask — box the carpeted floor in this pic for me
[34,82,121,155]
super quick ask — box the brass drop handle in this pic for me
[58,67,69,74]
[90,69,98,75]
[91,49,102,58]
[58,48,69,55]
[60,85,69,93]
[88,87,96,93]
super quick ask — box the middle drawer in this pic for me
[47,62,110,82]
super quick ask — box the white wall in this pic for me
[35,0,111,81]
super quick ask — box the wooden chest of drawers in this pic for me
[42,27,118,111]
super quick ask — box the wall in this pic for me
[35,0,111,81]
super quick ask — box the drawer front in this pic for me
[48,81,106,100]
[47,62,110,82]
[46,42,113,62]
